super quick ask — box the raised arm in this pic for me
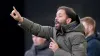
[10,6,53,39]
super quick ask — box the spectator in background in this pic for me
[81,17,100,56]
[24,35,53,56]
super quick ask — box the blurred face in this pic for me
[32,35,46,46]
[81,22,89,36]
[55,9,68,29]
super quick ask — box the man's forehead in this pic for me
[56,9,66,14]
[82,22,89,27]
[82,21,87,24]
[32,35,41,38]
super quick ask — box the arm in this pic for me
[54,34,87,56]
[18,17,53,39]
[49,38,71,56]
[54,48,71,56]
[10,6,53,39]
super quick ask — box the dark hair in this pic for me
[57,6,80,23]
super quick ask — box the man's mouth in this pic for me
[55,20,60,27]
[55,20,59,24]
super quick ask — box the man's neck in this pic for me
[86,31,94,38]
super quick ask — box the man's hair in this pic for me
[80,17,96,31]
[57,6,79,22]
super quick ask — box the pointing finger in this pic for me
[13,6,17,11]
[13,6,18,13]
[50,38,56,43]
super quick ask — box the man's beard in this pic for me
[54,19,66,30]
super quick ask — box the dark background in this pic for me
[1,0,100,56]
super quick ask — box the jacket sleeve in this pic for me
[18,17,53,39]
[54,34,87,56]
[54,48,71,56]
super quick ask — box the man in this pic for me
[80,17,100,56]
[10,6,87,56]
[24,35,53,56]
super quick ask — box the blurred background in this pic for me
[1,0,100,56]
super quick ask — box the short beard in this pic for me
[55,20,66,30]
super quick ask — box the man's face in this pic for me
[82,22,89,36]
[32,35,46,46]
[55,9,68,29]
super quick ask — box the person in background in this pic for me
[81,16,100,56]
[24,35,53,56]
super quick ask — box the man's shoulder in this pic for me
[88,38,100,44]
[88,39,100,49]
[66,31,84,37]
[65,32,85,42]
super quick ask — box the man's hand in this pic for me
[10,6,23,22]
[49,38,59,52]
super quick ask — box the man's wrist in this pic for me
[19,17,23,22]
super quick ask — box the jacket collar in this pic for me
[56,21,84,36]
[86,32,100,42]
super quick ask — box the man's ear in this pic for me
[89,25,93,31]
[66,18,72,24]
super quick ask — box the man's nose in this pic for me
[55,17,58,20]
